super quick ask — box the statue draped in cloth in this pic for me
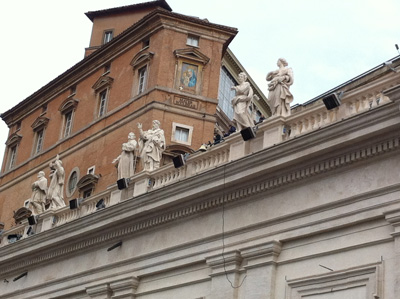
[266,58,294,117]
[29,171,48,215]
[137,120,166,171]
[112,132,137,179]
[47,155,66,209]
[231,72,255,131]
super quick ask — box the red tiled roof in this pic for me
[85,0,172,21]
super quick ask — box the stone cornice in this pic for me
[1,101,399,276]
[1,126,399,276]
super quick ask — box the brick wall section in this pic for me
[0,6,236,229]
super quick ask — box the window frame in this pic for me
[130,50,154,98]
[98,89,108,117]
[63,111,73,138]
[137,65,148,95]
[66,167,80,198]
[8,145,18,170]
[31,116,49,156]
[34,129,45,154]
[92,75,113,119]
[59,98,78,140]
[218,66,237,120]
[171,122,193,146]
[187,35,199,47]
[4,132,22,171]
[103,30,114,44]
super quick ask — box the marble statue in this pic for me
[137,120,166,171]
[266,58,294,117]
[112,132,138,179]
[231,72,255,131]
[47,155,66,209]
[29,171,48,215]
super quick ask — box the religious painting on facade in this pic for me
[180,63,198,89]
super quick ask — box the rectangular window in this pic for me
[64,111,73,137]
[98,90,108,117]
[187,35,199,47]
[218,66,237,120]
[175,127,189,142]
[103,30,113,44]
[142,38,150,49]
[172,122,193,145]
[8,146,17,169]
[103,64,111,74]
[138,66,147,94]
[35,129,44,154]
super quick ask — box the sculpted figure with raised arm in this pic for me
[266,58,294,117]
[137,120,166,171]
[47,154,66,209]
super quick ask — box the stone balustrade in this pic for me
[0,86,394,247]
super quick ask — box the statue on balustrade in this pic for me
[47,154,66,209]
[137,120,166,171]
[112,132,138,179]
[231,72,255,131]
[266,58,294,117]
[29,171,48,215]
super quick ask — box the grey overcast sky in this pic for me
[0,0,399,164]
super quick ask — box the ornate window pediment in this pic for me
[6,132,22,146]
[77,174,99,189]
[174,48,210,65]
[31,116,49,132]
[13,207,32,224]
[130,50,154,69]
[59,98,79,114]
[77,174,99,198]
[92,75,114,93]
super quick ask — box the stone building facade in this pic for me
[1,1,400,299]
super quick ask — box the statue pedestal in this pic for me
[40,209,57,232]
[262,116,287,149]
[133,171,151,197]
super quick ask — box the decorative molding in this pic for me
[285,262,383,299]
[92,75,114,92]
[59,98,79,114]
[0,135,400,275]
[5,132,22,146]
[130,50,154,69]
[77,174,99,190]
[13,207,32,225]
[174,48,210,65]
[31,116,49,132]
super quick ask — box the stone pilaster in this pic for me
[206,250,243,299]
[384,208,400,299]
[240,240,282,299]
[383,84,400,110]
[39,209,56,232]
[262,117,287,149]
[132,172,151,197]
